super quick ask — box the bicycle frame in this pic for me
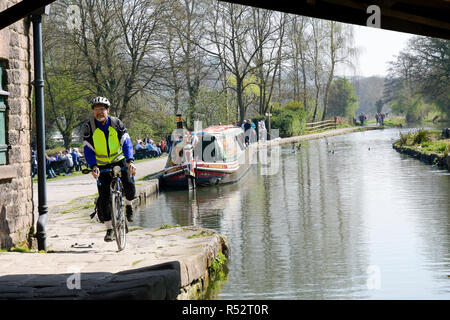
[82,165,134,251]
[108,166,127,251]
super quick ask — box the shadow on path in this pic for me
[0,261,181,300]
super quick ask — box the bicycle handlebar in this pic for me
[81,166,135,185]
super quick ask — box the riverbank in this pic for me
[259,125,381,149]
[392,129,450,170]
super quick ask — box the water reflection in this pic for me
[133,128,450,299]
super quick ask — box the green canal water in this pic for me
[132,128,450,299]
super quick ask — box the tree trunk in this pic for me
[236,77,245,123]
[174,87,180,115]
[322,63,334,121]
[63,131,72,150]
[322,22,336,121]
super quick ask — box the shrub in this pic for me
[271,110,295,137]
[398,132,408,146]
[413,129,431,145]
[444,143,450,157]
[270,101,306,137]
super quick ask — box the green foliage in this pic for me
[227,74,259,96]
[126,104,176,143]
[209,252,227,276]
[127,121,155,143]
[193,87,229,127]
[398,132,408,146]
[385,37,449,121]
[328,78,358,119]
[158,224,181,230]
[422,141,449,155]
[188,231,214,239]
[44,72,91,149]
[270,101,306,137]
[390,85,427,122]
[10,246,32,253]
[396,129,450,156]
[383,118,405,127]
[412,129,431,145]
[444,143,450,157]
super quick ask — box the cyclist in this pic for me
[83,96,137,242]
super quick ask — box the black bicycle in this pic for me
[83,166,133,251]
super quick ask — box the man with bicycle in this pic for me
[83,97,137,242]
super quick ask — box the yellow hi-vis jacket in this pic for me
[83,117,127,166]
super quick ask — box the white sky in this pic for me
[338,25,414,78]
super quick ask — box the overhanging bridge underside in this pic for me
[220,0,450,40]
[0,1,449,40]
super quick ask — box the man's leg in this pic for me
[98,170,114,241]
[121,166,136,222]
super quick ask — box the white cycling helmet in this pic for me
[91,96,111,109]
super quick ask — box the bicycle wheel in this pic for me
[111,190,126,251]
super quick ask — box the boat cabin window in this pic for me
[235,132,245,151]
[194,135,224,162]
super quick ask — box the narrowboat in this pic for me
[159,125,251,189]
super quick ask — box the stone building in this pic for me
[0,0,34,250]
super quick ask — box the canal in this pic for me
[132,128,450,299]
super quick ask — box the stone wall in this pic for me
[0,0,34,249]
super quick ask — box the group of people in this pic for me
[135,135,166,157]
[353,112,388,126]
[358,113,368,126]
[32,148,85,179]
[43,148,84,178]
[375,112,388,125]
[235,118,267,145]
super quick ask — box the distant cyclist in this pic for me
[83,96,137,242]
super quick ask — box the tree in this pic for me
[250,9,287,116]
[42,4,91,149]
[309,19,326,122]
[202,2,279,123]
[44,73,91,149]
[68,0,165,121]
[385,36,449,120]
[173,0,212,129]
[287,16,310,110]
[407,37,449,116]
[155,2,186,116]
[327,77,358,119]
[321,21,356,121]
[375,99,384,113]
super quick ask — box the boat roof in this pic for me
[193,125,243,137]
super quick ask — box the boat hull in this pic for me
[160,153,252,190]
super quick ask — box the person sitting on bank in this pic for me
[62,150,73,174]
[146,140,161,157]
[135,141,143,151]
